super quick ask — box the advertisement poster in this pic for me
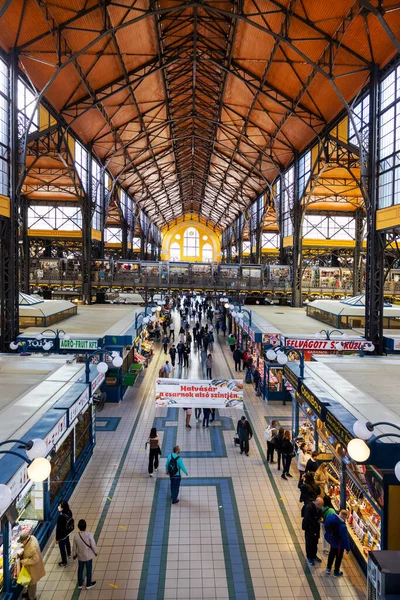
[155,378,243,408]
[282,337,371,361]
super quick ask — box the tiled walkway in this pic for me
[37,310,366,600]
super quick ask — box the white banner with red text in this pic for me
[155,378,244,408]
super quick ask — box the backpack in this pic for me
[327,517,340,540]
[168,455,180,477]
[66,515,75,534]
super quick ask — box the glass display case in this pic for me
[50,431,73,504]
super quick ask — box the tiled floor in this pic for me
[37,309,367,600]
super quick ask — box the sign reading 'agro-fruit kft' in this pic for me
[155,378,243,408]
[60,339,99,350]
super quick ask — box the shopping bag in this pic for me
[17,565,31,587]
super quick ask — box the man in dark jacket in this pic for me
[177,342,184,365]
[236,416,253,456]
[325,510,351,577]
[183,343,190,367]
[233,347,241,371]
[169,345,177,367]
[302,496,324,566]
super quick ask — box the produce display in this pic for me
[0,519,38,592]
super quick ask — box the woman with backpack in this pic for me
[146,427,161,477]
[56,500,74,566]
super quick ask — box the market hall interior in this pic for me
[24,307,367,600]
[1,1,400,599]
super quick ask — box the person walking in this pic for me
[195,407,202,423]
[274,427,284,471]
[184,408,192,428]
[162,335,170,355]
[228,334,236,353]
[302,496,324,566]
[236,416,253,456]
[297,442,310,488]
[264,420,278,463]
[208,331,214,351]
[321,495,336,554]
[177,341,184,365]
[253,368,261,393]
[306,451,319,474]
[179,328,185,343]
[56,500,73,566]
[216,320,220,336]
[18,532,46,600]
[202,407,211,428]
[183,342,190,367]
[165,445,188,504]
[233,346,241,372]
[169,344,177,367]
[146,427,161,477]
[281,430,294,480]
[325,510,351,577]
[169,321,175,341]
[163,360,172,377]
[203,334,209,353]
[206,354,212,379]
[221,321,227,337]
[72,519,98,590]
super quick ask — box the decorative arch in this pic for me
[161,220,221,262]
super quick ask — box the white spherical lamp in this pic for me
[151,307,157,313]
[26,438,48,460]
[353,420,373,441]
[266,349,277,361]
[35,333,43,340]
[367,343,375,352]
[64,334,71,341]
[58,332,65,339]
[335,342,344,351]
[277,353,288,365]
[97,362,109,374]
[9,342,19,350]
[27,457,51,483]
[394,461,400,482]
[43,342,52,352]
[347,438,370,462]
[0,484,12,512]
[112,356,123,368]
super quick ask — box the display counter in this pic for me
[284,363,390,572]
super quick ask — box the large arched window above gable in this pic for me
[184,227,199,257]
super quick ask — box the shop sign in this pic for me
[45,414,68,450]
[325,410,354,447]
[60,339,99,350]
[69,388,90,424]
[155,378,243,408]
[283,364,300,391]
[18,337,57,351]
[6,463,29,504]
[283,338,371,351]
[91,372,105,395]
[262,333,280,346]
[393,339,400,350]
[299,382,327,419]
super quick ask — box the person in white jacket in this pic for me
[297,442,309,488]
[264,420,278,463]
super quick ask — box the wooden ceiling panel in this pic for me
[0,0,399,227]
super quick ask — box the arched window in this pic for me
[170,242,181,261]
[184,227,199,257]
[202,243,213,262]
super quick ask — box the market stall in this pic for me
[0,376,97,596]
[283,363,392,572]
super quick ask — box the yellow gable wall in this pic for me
[161,220,221,262]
